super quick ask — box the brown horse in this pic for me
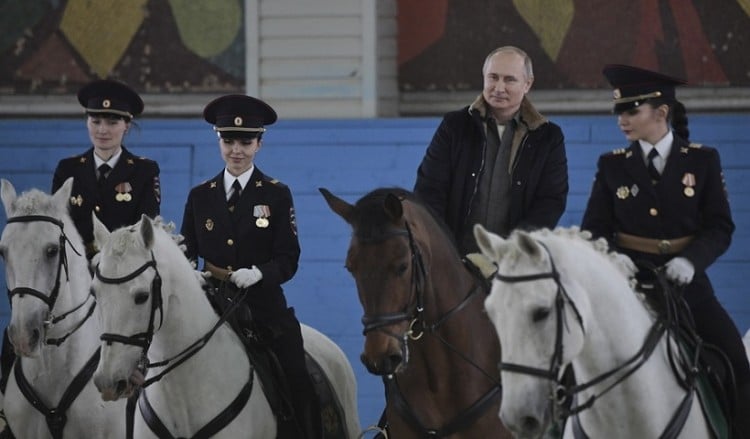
[321,187,512,438]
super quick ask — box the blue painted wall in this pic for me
[1,115,749,430]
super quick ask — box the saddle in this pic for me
[205,284,348,438]
[634,263,736,438]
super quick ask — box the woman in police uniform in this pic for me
[52,79,161,258]
[0,79,161,438]
[179,95,321,439]
[581,64,750,436]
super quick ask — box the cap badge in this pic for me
[205,219,214,231]
[613,89,621,99]
[102,99,111,108]
[616,186,630,199]
[234,116,243,126]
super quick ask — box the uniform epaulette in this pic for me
[610,148,627,155]
[269,179,280,185]
[688,143,703,149]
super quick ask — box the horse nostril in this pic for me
[520,415,541,434]
[30,328,40,346]
[387,354,402,369]
[115,379,129,396]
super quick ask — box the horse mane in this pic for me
[106,216,188,268]
[10,188,63,217]
[528,226,637,280]
[353,187,457,249]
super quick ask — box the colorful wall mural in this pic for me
[2,0,750,96]
[397,0,750,91]
[0,0,245,94]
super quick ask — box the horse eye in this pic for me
[46,245,60,258]
[396,262,408,275]
[532,308,551,322]
[134,292,150,305]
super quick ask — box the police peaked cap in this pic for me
[602,64,686,113]
[77,79,144,119]
[203,94,277,138]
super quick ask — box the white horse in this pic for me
[474,225,732,439]
[0,178,126,438]
[90,214,360,438]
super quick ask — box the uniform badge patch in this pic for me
[290,206,297,236]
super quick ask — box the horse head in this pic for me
[322,187,441,376]
[91,214,165,400]
[0,178,90,357]
[475,225,593,437]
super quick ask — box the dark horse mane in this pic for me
[352,187,458,250]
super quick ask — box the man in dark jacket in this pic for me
[414,46,568,253]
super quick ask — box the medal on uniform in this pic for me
[616,186,630,199]
[205,219,214,231]
[253,205,270,228]
[115,182,133,202]
[681,173,696,197]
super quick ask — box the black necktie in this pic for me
[228,179,241,211]
[647,149,661,183]
[98,164,111,186]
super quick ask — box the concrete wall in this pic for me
[1,114,749,430]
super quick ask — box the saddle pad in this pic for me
[305,352,348,438]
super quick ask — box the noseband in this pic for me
[5,215,94,346]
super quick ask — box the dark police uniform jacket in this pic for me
[180,167,300,320]
[52,147,161,256]
[581,135,735,305]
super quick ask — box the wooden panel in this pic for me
[261,37,361,58]
[261,58,362,80]
[261,0,361,17]
[261,16,361,37]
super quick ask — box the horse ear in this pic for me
[1,178,17,218]
[139,214,155,250]
[319,188,355,224]
[383,193,403,221]
[474,223,505,261]
[515,231,544,260]
[52,177,74,211]
[92,213,111,249]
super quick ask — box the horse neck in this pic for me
[567,254,665,389]
[148,260,219,358]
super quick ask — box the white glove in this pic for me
[229,266,263,288]
[664,257,695,285]
[193,270,210,286]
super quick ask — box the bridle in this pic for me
[494,241,696,438]
[5,215,95,346]
[94,249,256,439]
[358,220,501,437]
